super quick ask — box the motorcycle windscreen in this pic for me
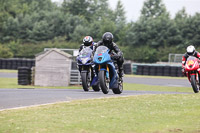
[95,46,109,55]
[79,47,93,57]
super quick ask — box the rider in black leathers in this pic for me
[94,32,124,81]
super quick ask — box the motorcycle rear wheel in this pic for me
[92,84,100,92]
[99,70,109,94]
[191,75,199,93]
[81,72,90,91]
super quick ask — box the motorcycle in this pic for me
[77,47,100,92]
[184,56,200,93]
[93,46,123,94]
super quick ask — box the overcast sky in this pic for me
[52,0,200,21]
[108,0,200,21]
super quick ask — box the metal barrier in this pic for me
[70,70,81,85]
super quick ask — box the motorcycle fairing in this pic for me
[94,46,119,89]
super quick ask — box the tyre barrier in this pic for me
[134,64,183,77]
[18,67,32,85]
[123,63,132,74]
[0,58,35,70]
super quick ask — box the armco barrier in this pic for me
[133,64,183,77]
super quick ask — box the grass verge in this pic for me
[0,77,192,93]
[0,78,82,89]
[0,69,17,73]
[124,83,192,93]
[125,74,185,79]
[0,94,200,133]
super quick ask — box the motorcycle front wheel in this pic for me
[112,80,123,94]
[99,70,109,94]
[191,75,199,93]
[81,72,90,91]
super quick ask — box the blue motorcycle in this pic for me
[77,47,100,92]
[93,46,123,94]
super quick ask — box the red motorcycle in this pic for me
[185,56,200,93]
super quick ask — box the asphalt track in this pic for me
[0,72,192,110]
[123,77,191,87]
[0,88,190,111]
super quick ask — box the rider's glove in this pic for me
[182,67,186,76]
[111,54,119,60]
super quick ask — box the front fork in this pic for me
[187,70,200,85]
[98,64,109,79]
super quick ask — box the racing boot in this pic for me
[92,64,97,77]
[118,67,124,83]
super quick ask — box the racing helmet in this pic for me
[83,36,93,46]
[187,45,195,55]
[102,32,113,46]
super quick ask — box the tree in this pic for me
[62,0,89,16]
[140,0,169,20]
[113,0,127,44]
[186,13,200,46]
[114,0,126,24]
[124,0,173,62]
[0,44,13,58]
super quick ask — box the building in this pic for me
[35,48,72,87]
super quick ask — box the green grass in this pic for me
[0,69,17,73]
[125,74,185,79]
[0,73,198,132]
[0,78,81,89]
[124,83,193,93]
[0,77,193,93]
[0,94,200,133]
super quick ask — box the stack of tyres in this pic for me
[31,60,35,67]
[26,60,32,68]
[0,59,2,69]
[163,66,171,76]
[177,67,183,77]
[149,66,157,76]
[18,67,32,85]
[170,66,178,77]
[156,66,164,76]
[136,65,144,75]
[17,59,22,68]
[123,63,132,74]
[11,59,18,70]
[6,59,12,69]
[22,60,27,67]
[143,65,150,75]
[132,64,137,74]
[1,59,7,69]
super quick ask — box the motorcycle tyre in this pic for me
[92,84,100,92]
[191,75,199,93]
[112,80,123,94]
[81,72,89,91]
[99,70,109,94]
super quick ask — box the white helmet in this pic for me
[186,45,195,55]
[83,36,93,46]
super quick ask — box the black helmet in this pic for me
[83,36,93,46]
[102,32,113,45]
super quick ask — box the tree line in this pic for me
[0,0,200,62]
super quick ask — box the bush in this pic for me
[122,45,158,63]
[0,44,13,58]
